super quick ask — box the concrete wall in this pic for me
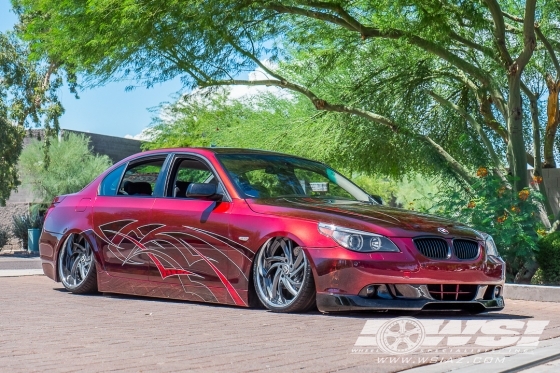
[64,130,142,164]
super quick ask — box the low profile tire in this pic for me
[253,237,316,313]
[58,233,98,294]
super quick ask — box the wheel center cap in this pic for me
[282,265,290,274]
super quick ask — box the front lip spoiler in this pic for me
[316,293,504,313]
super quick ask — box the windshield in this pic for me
[217,154,371,202]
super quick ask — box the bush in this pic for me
[0,226,10,250]
[426,172,544,282]
[18,132,112,204]
[536,232,560,285]
[11,212,43,249]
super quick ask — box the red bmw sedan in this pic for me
[39,148,505,313]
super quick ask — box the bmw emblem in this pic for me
[438,227,449,235]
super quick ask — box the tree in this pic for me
[0,31,68,205]
[14,0,560,281]
[18,133,112,204]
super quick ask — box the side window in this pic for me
[168,158,218,198]
[99,164,126,196]
[119,158,165,196]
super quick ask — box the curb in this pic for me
[0,269,44,277]
[402,335,560,373]
[504,284,560,303]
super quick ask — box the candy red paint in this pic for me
[39,148,505,312]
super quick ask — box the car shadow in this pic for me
[54,287,531,319]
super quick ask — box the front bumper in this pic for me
[305,242,505,295]
[305,241,505,313]
[316,293,505,313]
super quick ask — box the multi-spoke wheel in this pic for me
[253,237,316,313]
[58,233,98,294]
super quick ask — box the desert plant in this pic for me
[0,226,10,250]
[11,212,43,249]
[536,232,560,285]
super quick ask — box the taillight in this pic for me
[51,195,66,205]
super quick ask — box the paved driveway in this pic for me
[2,276,560,373]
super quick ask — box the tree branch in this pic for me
[299,1,365,33]
[265,3,493,87]
[428,90,503,172]
[201,78,474,184]
[225,36,284,81]
[516,0,537,69]
[535,26,560,78]
[483,0,513,67]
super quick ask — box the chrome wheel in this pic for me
[58,233,94,290]
[255,237,308,308]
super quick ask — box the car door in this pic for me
[149,154,247,306]
[93,154,168,282]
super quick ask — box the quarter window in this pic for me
[99,164,126,196]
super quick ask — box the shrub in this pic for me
[18,133,112,204]
[11,212,43,249]
[536,232,560,285]
[426,173,544,282]
[0,226,10,250]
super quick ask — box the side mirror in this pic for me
[186,183,222,201]
[370,194,383,205]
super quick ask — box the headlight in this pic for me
[318,223,400,253]
[484,235,500,257]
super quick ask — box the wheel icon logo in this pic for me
[376,317,425,355]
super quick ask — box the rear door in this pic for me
[93,155,168,281]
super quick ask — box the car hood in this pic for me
[245,197,482,239]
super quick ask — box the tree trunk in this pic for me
[507,74,529,192]
[514,260,539,284]
[543,74,560,168]
[529,94,554,225]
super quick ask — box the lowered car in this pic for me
[39,148,505,313]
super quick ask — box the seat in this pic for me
[174,180,191,198]
[133,182,153,195]
[125,181,153,196]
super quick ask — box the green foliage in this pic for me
[0,117,24,207]
[536,232,560,285]
[11,211,42,247]
[1,32,66,205]
[18,133,112,204]
[0,225,10,250]
[427,173,543,281]
[14,0,557,185]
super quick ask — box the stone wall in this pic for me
[0,203,29,252]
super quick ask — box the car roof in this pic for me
[139,147,305,158]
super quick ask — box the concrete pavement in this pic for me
[2,276,560,372]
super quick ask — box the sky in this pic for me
[1,1,183,139]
